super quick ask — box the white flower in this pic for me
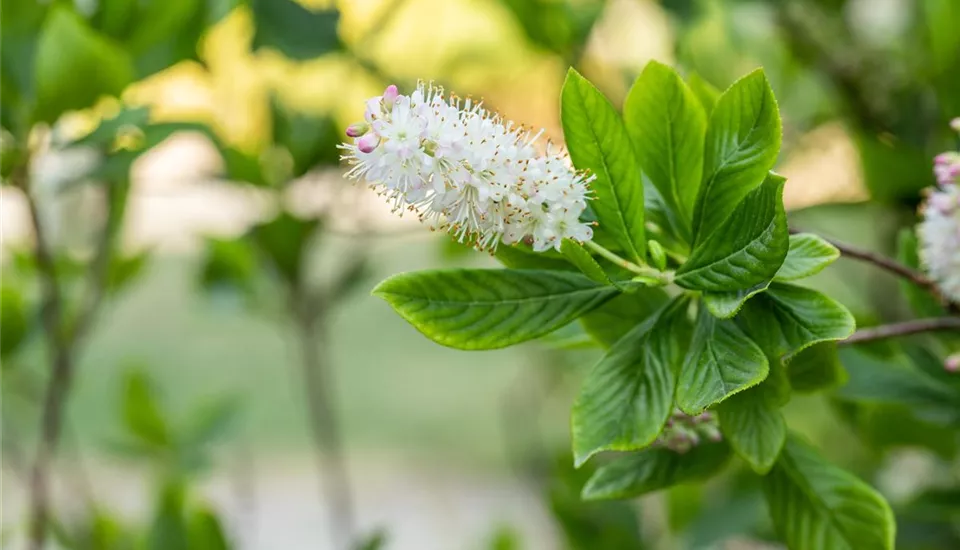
[340,83,594,252]
[918,183,960,304]
[30,145,101,196]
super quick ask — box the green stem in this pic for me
[583,241,672,284]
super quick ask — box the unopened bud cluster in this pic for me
[654,409,722,454]
[919,118,960,304]
[339,84,594,252]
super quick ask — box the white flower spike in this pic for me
[919,119,960,304]
[919,184,960,303]
[340,83,595,252]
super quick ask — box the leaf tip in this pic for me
[369,277,394,300]
[572,447,595,469]
[579,477,605,501]
[564,66,583,81]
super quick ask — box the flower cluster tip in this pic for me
[340,83,594,252]
[919,118,960,304]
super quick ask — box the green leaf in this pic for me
[580,288,670,347]
[762,435,896,550]
[855,404,958,460]
[354,529,388,550]
[717,382,786,474]
[485,526,519,550]
[737,283,856,361]
[687,73,720,115]
[546,452,644,548]
[582,442,731,500]
[495,243,575,271]
[497,0,602,58]
[220,145,269,187]
[148,481,189,550]
[121,369,170,448]
[561,68,645,262]
[182,396,240,450]
[120,0,215,77]
[903,343,960,395]
[539,321,597,350]
[1,0,48,136]
[270,96,341,177]
[775,233,840,282]
[788,343,846,393]
[560,239,609,284]
[91,0,139,40]
[251,0,341,60]
[373,269,619,350]
[250,211,320,285]
[676,307,768,414]
[199,237,258,299]
[107,251,149,296]
[572,298,690,466]
[702,280,770,319]
[675,173,788,292]
[623,61,706,242]
[836,348,960,423]
[34,7,135,123]
[692,69,781,243]
[0,284,29,359]
[187,507,229,550]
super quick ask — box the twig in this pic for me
[72,184,121,343]
[22,176,75,550]
[840,317,960,346]
[291,293,355,550]
[21,175,119,550]
[791,228,958,312]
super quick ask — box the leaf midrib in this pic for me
[571,79,639,260]
[680,214,777,280]
[779,456,861,548]
[378,286,614,307]
[695,87,770,239]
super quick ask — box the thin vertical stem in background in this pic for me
[22,173,73,550]
[20,173,118,550]
[294,307,356,550]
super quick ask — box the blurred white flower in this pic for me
[919,176,960,304]
[29,144,101,196]
[340,83,594,252]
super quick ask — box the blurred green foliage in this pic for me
[2,0,959,548]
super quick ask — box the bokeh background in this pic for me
[2,0,959,548]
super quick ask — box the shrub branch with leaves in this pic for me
[346,61,960,549]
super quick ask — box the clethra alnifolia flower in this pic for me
[919,118,960,304]
[339,83,594,252]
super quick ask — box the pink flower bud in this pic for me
[935,163,960,186]
[383,85,399,109]
[935,153,953,166]
[946,353,960,373]
[357,133,380,154]
[346,122,369,138]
